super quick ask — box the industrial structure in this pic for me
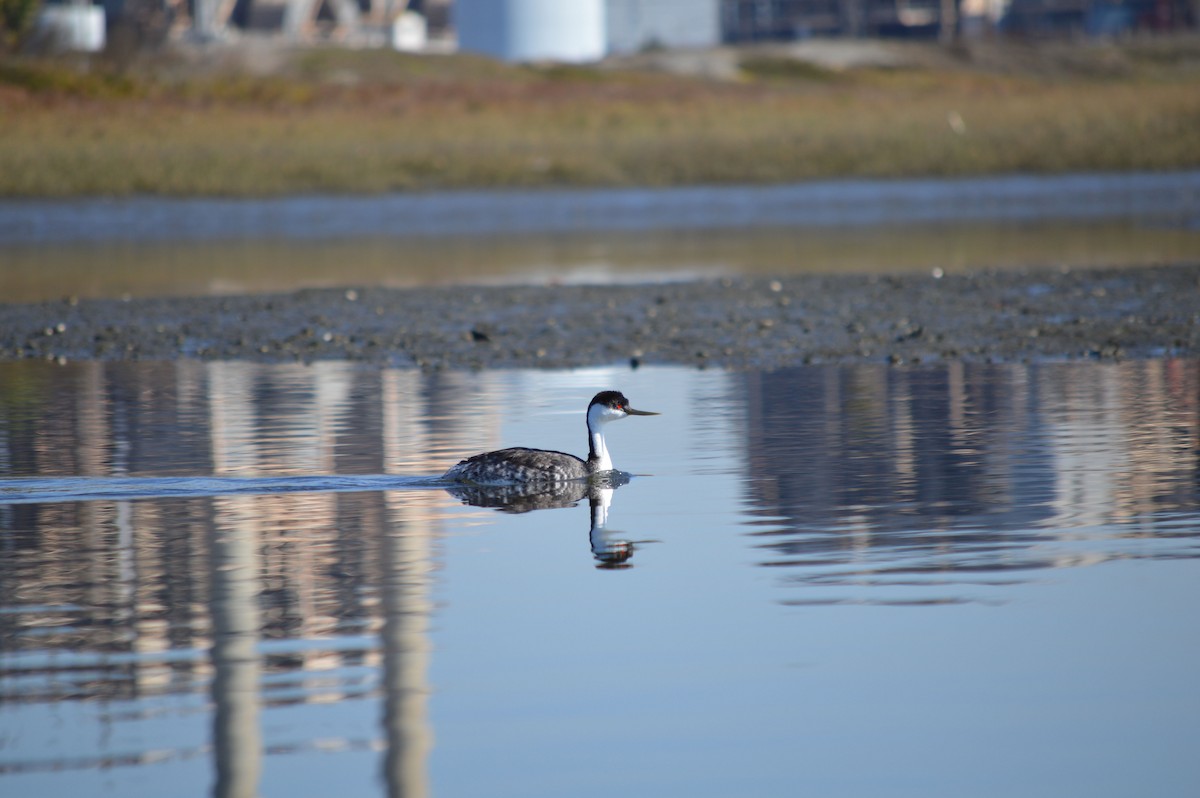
[455,0,607,62]
[606,0,722,55]
[38,0,1199,56]
[182,0,451,46]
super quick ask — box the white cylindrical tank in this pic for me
[392,11,428,51]
[456,0,606,63]
[36,4,106,52]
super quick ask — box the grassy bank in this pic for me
[1,38,1198,197]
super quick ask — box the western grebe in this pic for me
[443,390,658,485]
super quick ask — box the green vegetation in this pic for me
[0,39,1198,197]
[0,0,40,51]
[0,59,138,96]
[739,54,838,82]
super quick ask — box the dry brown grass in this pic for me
[1,40,1197,197]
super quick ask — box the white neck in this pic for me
[586,402,617,471]
[590,427,612,471]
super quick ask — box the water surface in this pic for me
[3,172,1198,301]
[1,360,1198,797]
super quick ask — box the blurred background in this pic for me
[2,0,1199,300]
[9,0,1198,59]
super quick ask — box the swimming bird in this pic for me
[443,390,658,485]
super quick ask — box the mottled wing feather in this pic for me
[444,447,589,485]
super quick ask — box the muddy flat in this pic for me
[2,263,1195,369]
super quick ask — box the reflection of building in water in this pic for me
[736,361,1200,600]
[742,362,1054,530]
[379,491,435,798]
[1040,360,1200,534]
[210,494,263,798]
[0,361,495,791]
[0,361,222,700]
[209,362,357,670]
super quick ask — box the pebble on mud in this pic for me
[0,264,1195,371]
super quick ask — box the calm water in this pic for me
[4,172,1199,301]
[1,359,1198,797]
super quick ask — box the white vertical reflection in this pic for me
[1046,359,1200,529]
[1044,363,1130,531]
[207,361,356,476]
[379,369,440,798]
[890,371,917,501]
[203,360,364,794]
[208,362,259,476]
[209,496,262,798]
[205,363,265,798]
[379,493,435,798]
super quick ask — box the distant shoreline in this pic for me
[3,171,1197,246]
[2,263,1196,370]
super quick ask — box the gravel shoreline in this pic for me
[2,263,1197,370]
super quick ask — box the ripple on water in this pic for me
[0,359,1197,796]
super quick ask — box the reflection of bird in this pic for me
[443,473,645,568]
[445,472,629,513]
[443,391,658,485]
[588,484,637,569]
